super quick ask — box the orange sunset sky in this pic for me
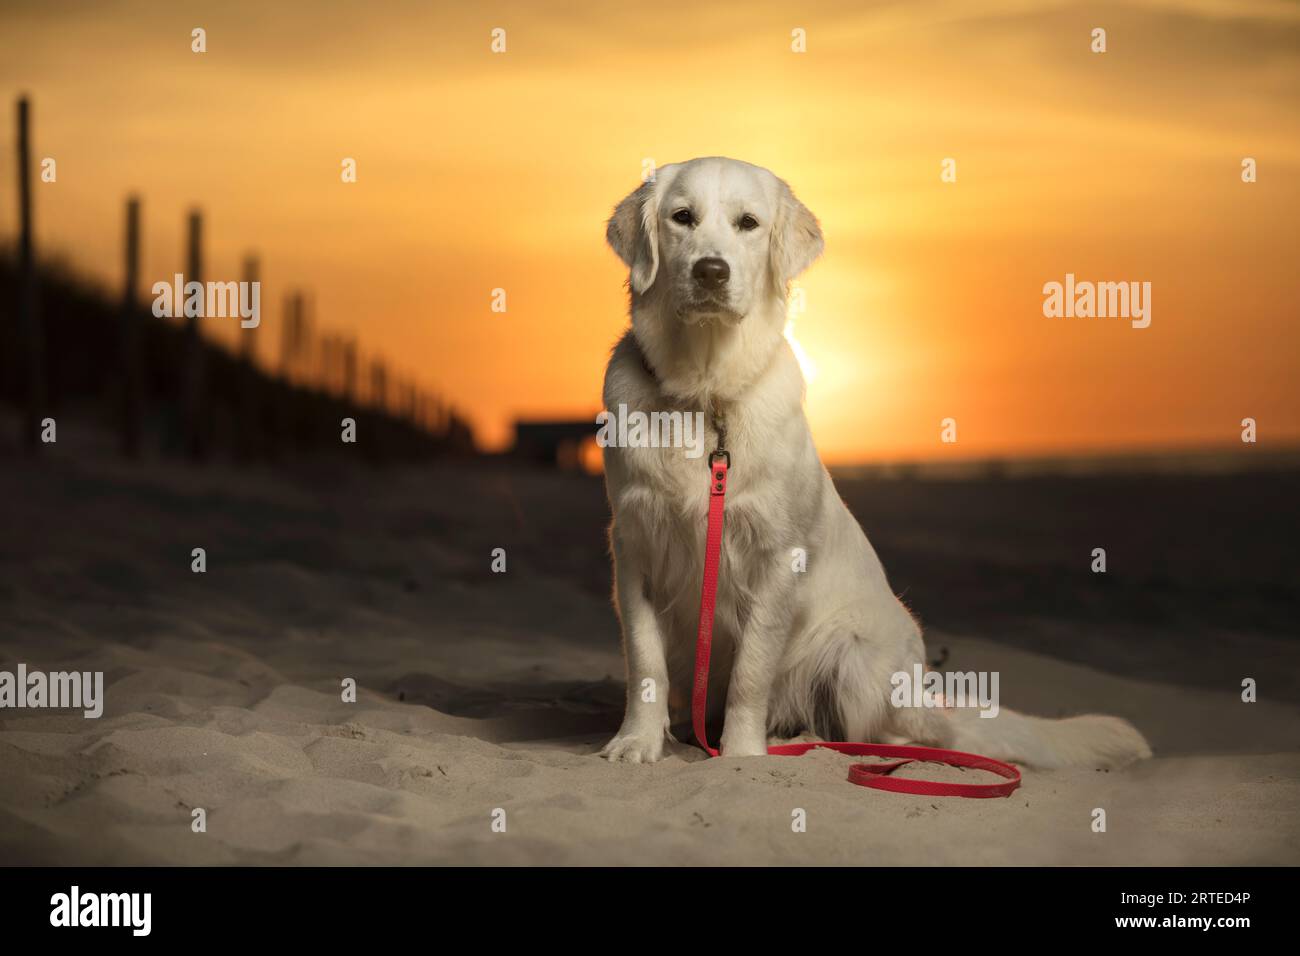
[1,0,1297,463]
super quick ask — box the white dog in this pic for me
[599,157,1151,769]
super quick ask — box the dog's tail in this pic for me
[921,705,1152,770]
[774,625,1152,770]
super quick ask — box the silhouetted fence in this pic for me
[2,95,474,463]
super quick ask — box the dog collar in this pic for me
[633,339,728,461]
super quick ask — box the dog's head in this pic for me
[606,157,823,326]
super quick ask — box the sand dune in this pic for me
[2,630,1297,866]
[1,452,1297,865]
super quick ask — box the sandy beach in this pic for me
[2,439,1298,865]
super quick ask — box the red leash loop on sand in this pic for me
[691,451,1021,799]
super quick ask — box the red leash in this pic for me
[691,451,1021,798]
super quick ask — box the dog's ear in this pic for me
[606,179,660,294]
[770,179,824,288]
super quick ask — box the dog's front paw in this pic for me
[600,727,667,764]
[720,720,769,757]
[719,735,768,757]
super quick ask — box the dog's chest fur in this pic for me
[602,332,816,674]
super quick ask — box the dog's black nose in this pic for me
[692,257,730,290]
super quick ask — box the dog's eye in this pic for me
[671,209,694,226]
[738,214,759,231]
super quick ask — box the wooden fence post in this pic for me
[342,340,357,403]
[16,96,45,453]
[181,208,204,459]
[119,195,142,456]
[240,254,259,364]
[235,254,259,461]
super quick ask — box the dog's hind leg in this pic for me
[879,697,959,749]
[768,627,902,744]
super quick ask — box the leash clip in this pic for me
[709,450,729,496]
